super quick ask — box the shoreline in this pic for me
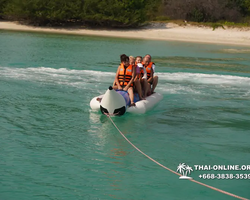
[1,21,250,46]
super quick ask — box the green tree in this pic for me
[227,0,250,16]
[3,0,153,27]
[0,0,8,18]
[4,0,84,25]
[81,0,147,27]
[242,0,250,15]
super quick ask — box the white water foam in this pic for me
[155,72,250,96]
[221,49,250,54]
[1,67,250,95]
[156,84,203,95]
[157,72,250,87]
[0,66,115,89]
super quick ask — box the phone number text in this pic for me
[199,174,250,179]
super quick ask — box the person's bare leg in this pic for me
[142,79,148,97]
[134,79,144,100]
[128,87,135,106]
[112,85,118,90]
[151,75,158,93]
[147,82,152,96]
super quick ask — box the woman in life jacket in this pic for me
[113,54,136,106]
[134,56,148,99]
[128,56,145,100]
[143,56,155,95]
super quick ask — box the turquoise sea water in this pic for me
[0,30,250,200]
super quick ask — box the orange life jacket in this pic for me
[118,64,133,87]
[144,62,154,79]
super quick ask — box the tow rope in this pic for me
[106,114,248,200]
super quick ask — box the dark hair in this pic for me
[120,54,129,62]
[136,56,142,60]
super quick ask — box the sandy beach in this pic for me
[1,21,250,46]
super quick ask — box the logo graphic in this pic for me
[177,163,193,179]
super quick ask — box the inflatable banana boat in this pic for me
[90,86,163,116]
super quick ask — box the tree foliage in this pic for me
[161,0,250,23]
[0,0,249,27]
[0,0,8,18]
[1,0,157,27]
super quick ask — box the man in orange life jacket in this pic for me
[113,54,136,106]
[144,54,158,94]
[143,55,158,95]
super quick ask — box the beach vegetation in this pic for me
[154,16,171,21]
[0,0,250,28]
[159,0,250,27]
[0,0,7,19]
[211,23,225,31]
[1,0,158,27]
[186,7,211,22]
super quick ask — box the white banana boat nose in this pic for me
[100,86,127,116]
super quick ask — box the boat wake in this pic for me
[0,66,249,96]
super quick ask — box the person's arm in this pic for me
[147,69,153,83]
[134,65,139,81]
[142,67,147,79]
[114,66,122,90]
[134,74,139,81]
[124,67,135,91]
[152,64,155,73]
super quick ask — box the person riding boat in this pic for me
[129,56,144,100]
[113,54,136,106]
[143,54,158,94]
[135,56,148,98]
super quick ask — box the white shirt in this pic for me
[137,63,147,79]
[152,64,155,73]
